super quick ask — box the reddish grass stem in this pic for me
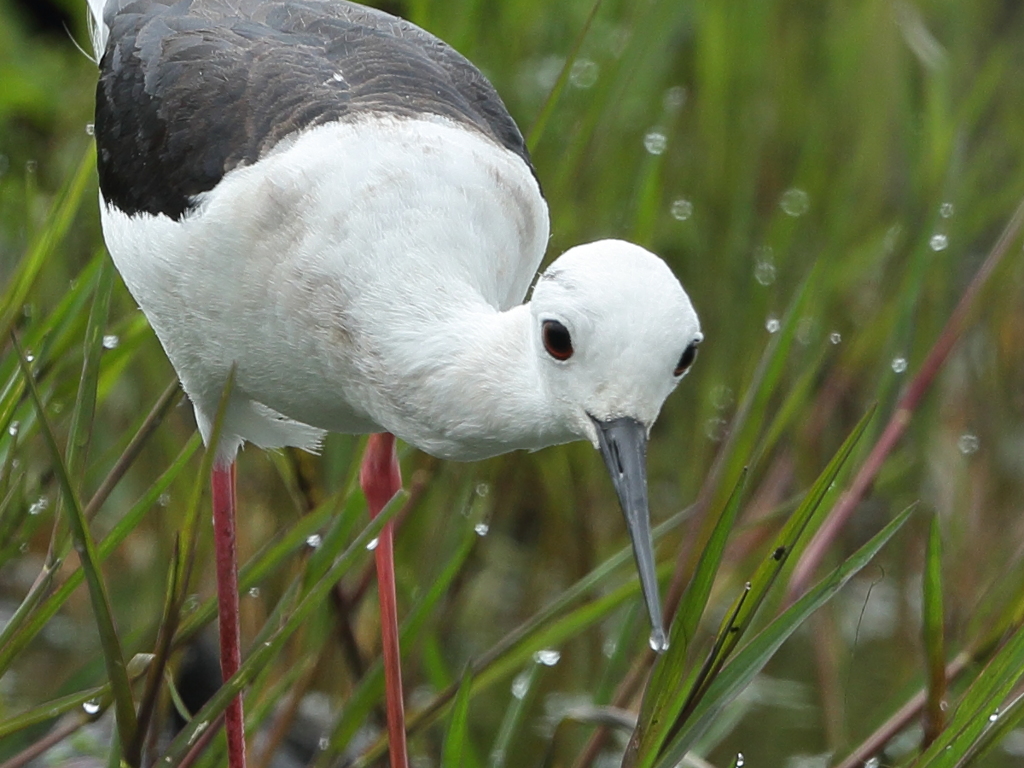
[788,199,1024,601]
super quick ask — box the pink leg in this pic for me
[359,434,408,768]
[212,462,247,768]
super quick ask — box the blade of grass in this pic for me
[0,146,96,345]
[441,667,475,768]
[922,513,946,747]
[651,503,917,768]
[790,196,1024,598]
[488,660,543,768]
[632,405,877,768]
[10,332,138,749]
[525,0,604,152]
[0,434,200,675]
[63,257,114,485]
[915,615,1024,766]
[633,469,748,752]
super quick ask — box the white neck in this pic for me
[367,302,573,461]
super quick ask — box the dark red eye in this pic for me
[542,320,573,361]
[674,341,699,376]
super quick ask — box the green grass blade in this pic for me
[0,435,200,675]
[915,617,1024,766]
[441,667,475,768]
[651,503,917,768]
[10,333,138,749]
[632,404,875,768]
[922,513,946,747]
[63,257,114,485]
[525,0,604,152]
[633,468,748,751]
[0,146,96,344]
[0,685,108,740]
[488,660,543,768]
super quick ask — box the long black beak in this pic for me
[592,416,668,652]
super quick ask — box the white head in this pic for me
[529,239,702,442]
[528,239,702,650]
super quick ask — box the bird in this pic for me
[85,1,702,767]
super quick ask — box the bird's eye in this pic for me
[542,320,573,361]
[674,340,700,376]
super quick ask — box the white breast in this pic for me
[101,115,550,451]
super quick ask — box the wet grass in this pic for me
[2,0,1024,766]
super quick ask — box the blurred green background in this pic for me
[2,0,1024,766]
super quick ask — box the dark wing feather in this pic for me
[95,0,534,220]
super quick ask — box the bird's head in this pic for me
[529,239,702,649]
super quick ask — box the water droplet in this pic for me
[704,417,727,442]
[474,522,489,537]
[765,316,780,333]
[248,587,260,598]
[939,202,954,218]
[864,758,880,768]
[957,433,979,455]
[662,85,687,113]
[183,594,199,612]
[735,753,745,768]
[670,198,693,221]
[711,385,734,410]
[891,357,908,374]
[25,160,38,175]
[990,709,1000,722]
[332,71,344,82]
[51,401,63,415]
[830,331,842,345]
[643,130,667,155]
[158,492,171,507]
[102,334,119,349]
[569,58,598,89]
[366,537,379,551]
[929,234,948,251]
[754,259,776,286]
[602,638,617,658]
[25,352,34,363]
[85,123,95,136]
[83,699,101,715]
[780,188,809,217]
[533,648,561,666]
[318,737,329,751]
[475,482,490,497]
[305,533,322,548]
[18,543,29,553]
[7,421,19,436]
[29,497,48,516]
[939,700,948,711]
[649,628,669,652]
[511,672,530,699]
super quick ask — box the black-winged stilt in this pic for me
[86,1,702,766]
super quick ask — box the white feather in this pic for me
[86,0,109,60]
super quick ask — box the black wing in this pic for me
[95,0,535,220]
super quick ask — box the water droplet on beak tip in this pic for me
[649,628,669,653]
